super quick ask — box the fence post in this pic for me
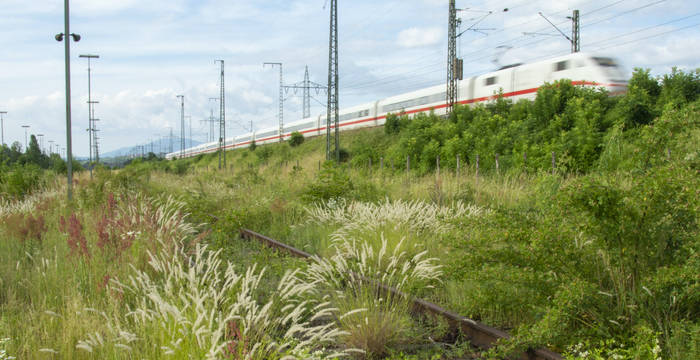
[318,160,321,172]
[391,158,395,171]
[296,160,300,169]
[436,155,440,178]
[551,152,556,175]
[380,157,384,171]
[369,157,372,174]
[495,153,500,174]
[666,148,671,161]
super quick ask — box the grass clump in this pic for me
[305,231,443,358]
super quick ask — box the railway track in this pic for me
[239,228,563,360]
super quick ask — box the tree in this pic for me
[24,135,49,168]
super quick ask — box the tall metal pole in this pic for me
[263,62,283,142]
[37,134,44,153]
[176,95,184,158]
[80,54,98,178]
[215,60,225,169]
[447,0,457,115]
[64,0,73,200]
[21,125,30,150]
[57,0,81,201]
[571,10,580,53]
[0,111,6,146]
[327,0,339,161]
[88,101,99,165]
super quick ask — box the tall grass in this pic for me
[305,231,443,358]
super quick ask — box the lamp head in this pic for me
[55,33,64,42]
[70,33,81,42]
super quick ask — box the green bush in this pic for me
[289,131,304,147]
[0,163,44,199]
[302,162,353,202]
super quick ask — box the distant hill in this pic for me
[100,138,203,159]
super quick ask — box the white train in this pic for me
[166,52,627,160]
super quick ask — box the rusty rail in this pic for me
[239,228,562,360]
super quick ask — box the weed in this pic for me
[61,214,90,260]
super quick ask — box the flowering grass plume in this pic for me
[304,232,443,357]
[304,198,488,236]
[82,238,351,359]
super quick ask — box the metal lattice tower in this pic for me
[327,0,339,161]
[283,65,327,119]
[209,97,218,142]
[303,66,311,118]
[264,62,284,142]
[571,10,580,53]
[177,95,184,158]
[447,0,457,115]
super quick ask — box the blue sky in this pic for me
[0,0,698,156]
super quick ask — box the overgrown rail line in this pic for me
[239,228,563,360]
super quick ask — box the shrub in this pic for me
[302,162,353,202]
[289,131,305,147]
[0,163,44,200]
[385,113,401,134]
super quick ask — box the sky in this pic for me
[0,0,698,157]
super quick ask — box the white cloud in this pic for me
[397,27,443,48]
[0,0,698,156]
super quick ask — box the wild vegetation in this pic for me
[0,68,698,359]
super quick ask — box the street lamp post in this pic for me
[0,111,6,146]
[55,0,81,201]
[79,54,99,179]
[176,95,184,159]
[21,125,30,150]
[37,134,45,153]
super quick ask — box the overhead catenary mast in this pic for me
[215,60,226,169]
[177,95,184,158]
[263,62,284,142]
[447,0,458,115]
[326,0,339,161]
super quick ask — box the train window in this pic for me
[593,57,619,67]
[554,60,569,72]
[485,76,497,86]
